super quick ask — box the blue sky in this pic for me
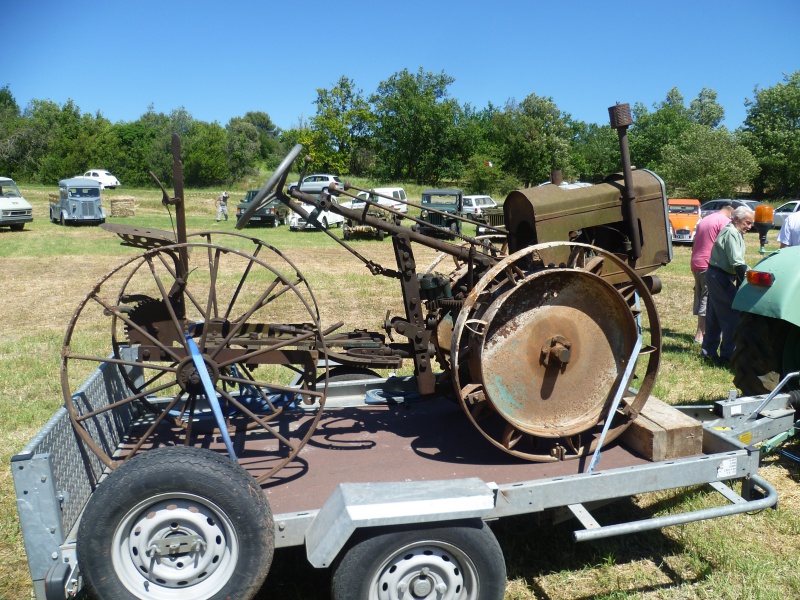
[4,0,798,131]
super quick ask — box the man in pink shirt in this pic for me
[690,203,733,343]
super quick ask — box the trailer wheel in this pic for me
[78,446,273,600]
[331,520,505,600]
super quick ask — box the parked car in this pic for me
[772,200,800,229]
[235,190,289,227]
[349,186,408,215]
[79,169,121,189]
[414,189,464,238]
[0,176,33,231]
[699,199,759,218]
[288,195,346,230]
[667,198,701,243]
[462,195,498,216]
[287,174,342,195]
[51,177,106,225]
[343,191,392,241]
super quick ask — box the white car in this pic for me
[288,195,346,231]
[349,187,408,214]
[80,169,121,189]
[772,200,800,229]
[0,176,34,231]
[462,195,497,216]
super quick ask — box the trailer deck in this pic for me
[13,362,793,599]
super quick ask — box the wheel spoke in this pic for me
[124,392,184,458]
[145,256,189,353]
[223,243,263,321]
[154,250,207,317]
[216,328,318,368]
[218,389,299,451]
[73,379,179,422]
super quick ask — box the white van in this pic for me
[354,187,408,214]
[0,176,33,231]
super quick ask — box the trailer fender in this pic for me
[304,478,496,569]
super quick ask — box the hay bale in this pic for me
[110,196,136,217]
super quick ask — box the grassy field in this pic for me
[1,185,798,599]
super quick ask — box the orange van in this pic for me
[667,198,701,243]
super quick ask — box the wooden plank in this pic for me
[621,397,703,461]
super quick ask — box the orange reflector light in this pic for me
[746,270,774,287]
[755,204,774,224]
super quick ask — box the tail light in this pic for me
[746,270,774,287]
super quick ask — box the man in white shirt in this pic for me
[777,211,800,247]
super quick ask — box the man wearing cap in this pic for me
[216,191,230,222]
[701,206,754,364]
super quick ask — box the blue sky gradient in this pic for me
[5,0,798,131]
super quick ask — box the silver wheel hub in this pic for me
[112,493,239,599]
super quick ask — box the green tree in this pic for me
[489,93,571,187]
[225,118,261,182]
[689,88,725,128]
[629,88,693,172]
[182,121,228,187]
[740,71,800,197]
[660,124,759,200]
[568,122,620,182]
[370,67,465,184]
[242,111,279,160]
[311,76,374,175]
[0,86,24,176]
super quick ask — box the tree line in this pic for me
[0,69,798,200]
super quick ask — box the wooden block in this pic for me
[621,397,703,461]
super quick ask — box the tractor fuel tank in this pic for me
[504,169,672,281]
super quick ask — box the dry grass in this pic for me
[1,187,798,600]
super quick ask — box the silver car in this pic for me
[287,174,342,195]
[772,200,800,229]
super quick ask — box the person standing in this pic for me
[777,210,800,247]
[701,206,754,364]
[216,191,230,222]
[690,204,733,343]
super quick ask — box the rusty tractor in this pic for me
[61,103,671,481]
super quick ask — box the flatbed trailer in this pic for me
[13,362,796,600]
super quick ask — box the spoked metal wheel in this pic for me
[62,239,329,483]
[451,241,661,462]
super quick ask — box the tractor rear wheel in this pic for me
[732,313,800,394]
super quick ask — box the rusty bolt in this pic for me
[540,335,572,366]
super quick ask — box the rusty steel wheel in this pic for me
[62,240,329,484]
[450,241,660,462]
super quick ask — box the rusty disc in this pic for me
[476,268,637,437]
[450,241,661,462]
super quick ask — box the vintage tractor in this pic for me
[62,103,672,484]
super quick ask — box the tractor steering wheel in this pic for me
[235,144,303,229]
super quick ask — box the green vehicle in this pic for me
[414,188,463,238]
[731,246,800,394]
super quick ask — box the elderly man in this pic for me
[701,206,754,364]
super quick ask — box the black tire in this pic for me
[60,214,66,226]
[732,312,799,394]
[377,229,385,241]
[331,520,506,600]
[449,221,459,239]
[322,217,329,230]
[77,446,274,600]
[10,223,24,231]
